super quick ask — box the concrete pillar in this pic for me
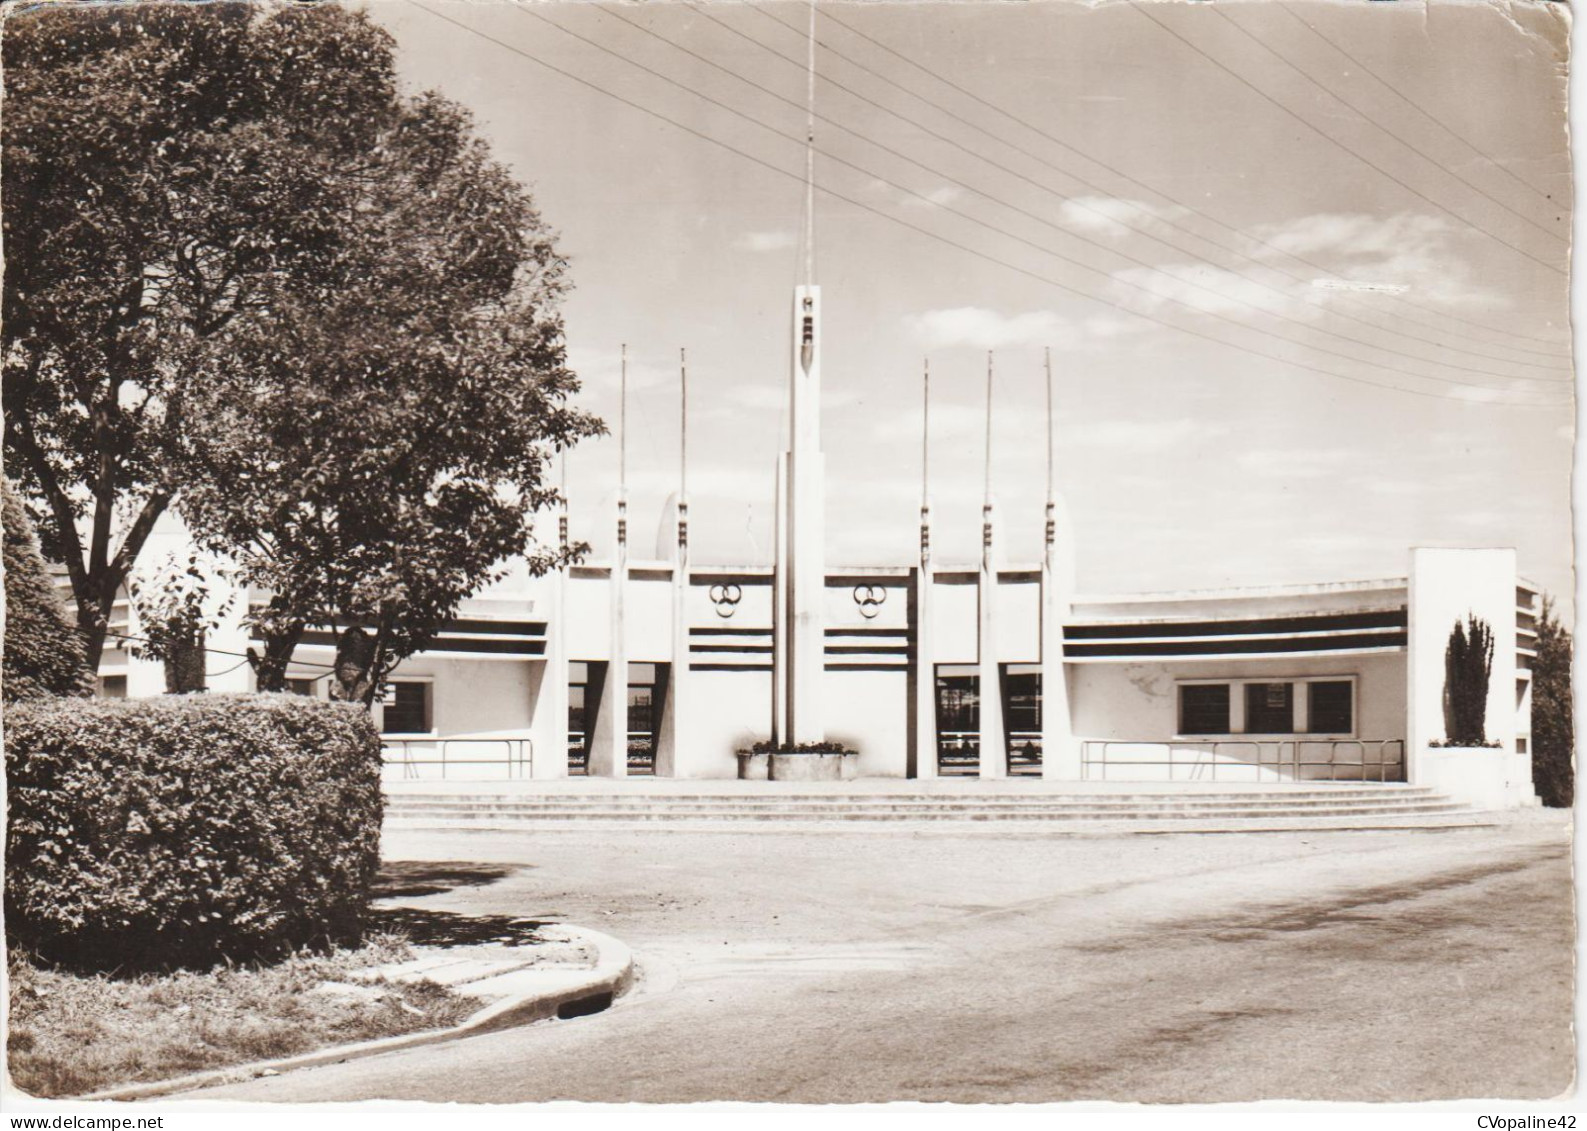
[656,498,688,777]
[1406,547,1522,802]
[774,285,825,745]
[534,540,571,779]
[588,504,629,778]
[912,504,938,779]
[1041,496,1080,780]
[978,500,1007,779]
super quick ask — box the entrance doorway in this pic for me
[935,665,980,776]
[934,664,1043,776]
[626,662,659,776]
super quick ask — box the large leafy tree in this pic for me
[1531,598,1573,808]
[3,3,403,668]
[4,4,597,684]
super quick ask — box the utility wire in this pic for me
[809,3,1571,356]
[1126,1,1564,277]
[1224,5,1564,241]
[1275,3,1562,210]
[510,4,1563,398]
[404,1,1565,407]
[667,2,1566,379]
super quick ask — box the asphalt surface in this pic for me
[195,816,1574,1104]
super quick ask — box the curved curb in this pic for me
[75,924,635,1104]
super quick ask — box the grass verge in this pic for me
[8,934,481,1098]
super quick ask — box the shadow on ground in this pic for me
[369,907,559,948]
[373,861,524,899]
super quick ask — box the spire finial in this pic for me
[1044,345,1054,504]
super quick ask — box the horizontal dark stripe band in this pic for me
[825,663,909,672]
[690,626,773,636]
[1064,609,1406,640]
[297,632,545,656]
[691,644,774,654]
[1064,632,1407,658]
[689,663,774,672]
[824,627,909,638]
[825,645,911,656]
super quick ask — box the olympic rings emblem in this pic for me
[709,583,743,619]
[853,584,887,620]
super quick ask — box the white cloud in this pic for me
[1236,448,1357,479]
[1070,419,1226,449]
[732,230,798,253]
[1058,196,1188,239]
[901,185,965,211]
[904,307,1073,351]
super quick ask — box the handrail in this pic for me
[1080,738,1405,782]
[381,736,534,780]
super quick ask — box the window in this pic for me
[381,681,431,734]
[1245,682,1294,734]
[286,678,317,697]
[1179,684,1230,735]
[1306,681,1353,734]
[1005,666,1042,735]
[97,675,127,700]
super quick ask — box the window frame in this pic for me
[380,677,435,737]
[1174,675,1358,739]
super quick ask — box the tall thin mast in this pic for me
[679,347,689,502]
[804,0,816,288]
[983,350,995,506]
[921,358,930,506]
[1044,346,1054,504]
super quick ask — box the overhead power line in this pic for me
[404,1,1567,408]
[671,3,1566,379]
[515,4,1562,397]
[810,3,1571,357]
[1213,6,1564,244]
[1126,1,1565,278]
[1274,4,1563,213]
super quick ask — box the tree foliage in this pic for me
[168,51,600,701]
[1443,613,1495,747]
[1531,598,1573,807]
[2,481,95,703]
[4,3,597,682]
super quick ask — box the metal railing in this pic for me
[565,730,654,775]
[382,737,534,780]
[1081,739,1405,783]
[937,730,1044,776]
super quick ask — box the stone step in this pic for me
[385,802,1468,823]
[383,795,1449,813]
[390,786,1434,802]
[386,813,1491,835]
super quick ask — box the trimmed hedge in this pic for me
[5,693,383,972]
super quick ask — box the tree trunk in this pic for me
[331,626,379,706]
[250,622,306,692]
[164,630,207,693]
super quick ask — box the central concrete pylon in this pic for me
[773,285,825,745]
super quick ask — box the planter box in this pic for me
[1418,746,1534,809]
[769,751,859,782]
[736,752,770,781]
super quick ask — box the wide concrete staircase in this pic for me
[384,784,1484,833]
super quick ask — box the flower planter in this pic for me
[768,751,859,782]
[1418,745,1529,809]
[736,751,770,781]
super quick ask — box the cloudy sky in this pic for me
[373,0,1574,607]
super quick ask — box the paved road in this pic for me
[201,817,1574,1104]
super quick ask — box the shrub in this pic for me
[1532,597,1574,807]
[5,694,383,972]
[738,739,859,755]
[2,482,93,702]
[1444,613,1494,747]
